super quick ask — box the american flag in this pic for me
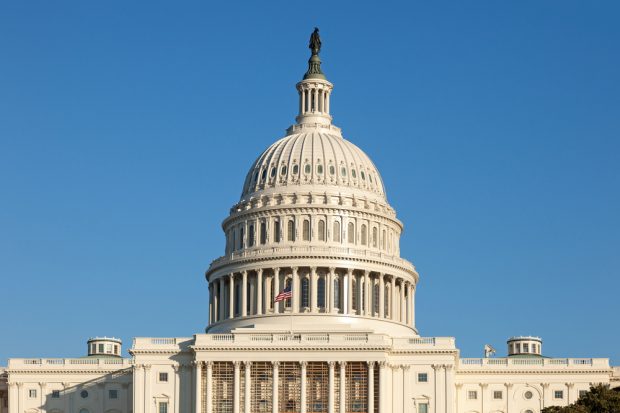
[274,286,292,302]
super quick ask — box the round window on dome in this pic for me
[341,167,347,177]
[80,390,89,399]
[361,171,366,180]
[352,169,357,178]
[281,165,287,176]
[317,164,323,174]
[329,165,335,175]
[304,164,311,174]
[524,391,533,400]
[292,164,299,175]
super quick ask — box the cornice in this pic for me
[455,369,612,375]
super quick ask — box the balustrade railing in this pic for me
[459,358,603,368]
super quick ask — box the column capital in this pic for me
[310,266,317,272]
[274,267,281,273]
[480,383,489,389]
[431,364,443,371]
[233,361,241,369]
[340,361,347,368]
[443,364,454,371]
[229,273,235,280]
[300,361,308,368]
[366,361,375,368]
[504,383,514,389]
[273,361,280,368]
[327,361,336,368]
[257,268,263,275]
[144,364,152,371]
[378,361,388,368]
[401,364,411,371]
[244,361,253,368]
[363,270,370,276]
[566,382,575,388]
[205,361,214,368]
[292,267,299,273]
[455,383,463,389]
[242,270,248,275]
[329,267,336,273]
[347,268,353,275]
[541,383,550,388]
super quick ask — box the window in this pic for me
[91,343,96,354]
[419,403,429,413]
[352,169,357,178]
[360,224,367,245]
[304,164,311,174]
[468,391,478,400]
[287,220,295,242]
[281,165,287,176]
[239,227,244,250]
[417,373,428,382]
[523,343,529,352]
[261,169,267,182]
[333,278,340,309]
[579,390,588,398]
[524,391,533,399]
[317,164,323,175]
[159,402,169,413]
[493,391,503,399]
[301,278,310,308]
[109,389,118,399]
[347,222,355,243]
[317,276,325,308]
[248,224,255,247]
[260,222,267,244]
[333,221,341,242]
[329,165,335,175]
[302,220,310,241]
[292,164,299,175]
[274,220,280,243]
[29,389,37,398]
[554,390,564,399]
[341,166,347,177]
[52,390,60,398]
[114,344,119,354]
[270,167,276,178]
[159,372,169,382]
[372,227,377,247]
[361,171,366,180]
[318,220,325,241]
[98,343,104,352]
[80,390,89,399]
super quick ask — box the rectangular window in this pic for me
[554,390,564,399]
[523,343,529,352]
[109,390,118,399]
[159,402,168,413]
[417,373,428,382]
[493,391,503,399]
[29,389,37,398]
[51,390,60,398]
[98,343,104,352]
[159,372,169,382]
[579,390,588,398]
[468,391,478,400]
[419,403,429,413]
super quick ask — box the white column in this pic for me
[233,362,240,413]
[368,362,375,413]
[244,362,252,413]
[326,91,330,114]
[378,274,385,318]
[7,383,17,413]
[63,382,71,413]
[257,269,263,315]
[402,365,411,413]
[292,267,299,312]
[505,383,513,413]
[195,362,203,413]
[480,383,487,413]
[399,280,405,322]
[390,277,396,320]
[272,362,280,413]
[133,366,144,413]
[313,88,318,112]
[242,271,248,317]
[445,365,454,413]
[218,279,224,322]
[347,270,354,314]
[173,365,180,413]
[144,364,152,413]
[364,271,370,316]
[206,362,213,413]
[310,267,318,312]
[339,362,346,413]
[229,274,235,318]
[541,383,549,409]
[411,285,416,328]
[274,268,280,314]
[301,362,308,413]
[328,361,335,413]
[378,362,388,413]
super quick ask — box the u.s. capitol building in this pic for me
[1,30,618,413]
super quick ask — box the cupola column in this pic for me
[218,279,225,322]
[273,268,280,314]
[241,270,248,317]
[390,277,397,320]
[257,269,263,315]
[229,273,235,319]
[400,281,406,323]
[378,273,385,319]
[310,266,318,312]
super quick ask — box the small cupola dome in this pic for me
[507,336,542,357]
[87,337,122,357]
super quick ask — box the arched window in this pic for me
[360,224,367,245]
[333,221,341,242]
[317,276,325,308]
[301,277,309,308]
[372,227,378,247]
[302,219,310,241]
[333,277,340,309]
[347,222,355,244]
[274,220,281,243]
[260,222,267,244]
[248,224,255,247]
[287,220,295,242]
[318,220,326,241]
[374,283,380,315]
[285,278,292,308]
[239,227,244,250]
[351,277,358,312]
[382,230,386,250]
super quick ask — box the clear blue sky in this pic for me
[1,1,619,365]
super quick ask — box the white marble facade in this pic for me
[2,38,617,413]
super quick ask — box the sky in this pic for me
[1,1,619,366]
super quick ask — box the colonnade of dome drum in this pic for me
[207,266,415,327]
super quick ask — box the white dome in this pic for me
[241,131,386,202]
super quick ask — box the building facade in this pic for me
[1,32,617,413]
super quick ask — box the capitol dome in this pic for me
[240,132,386,203]
[205,36,418,337]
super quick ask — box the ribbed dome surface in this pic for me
[241,131,386,201]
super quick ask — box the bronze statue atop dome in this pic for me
[309,27,321,55]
